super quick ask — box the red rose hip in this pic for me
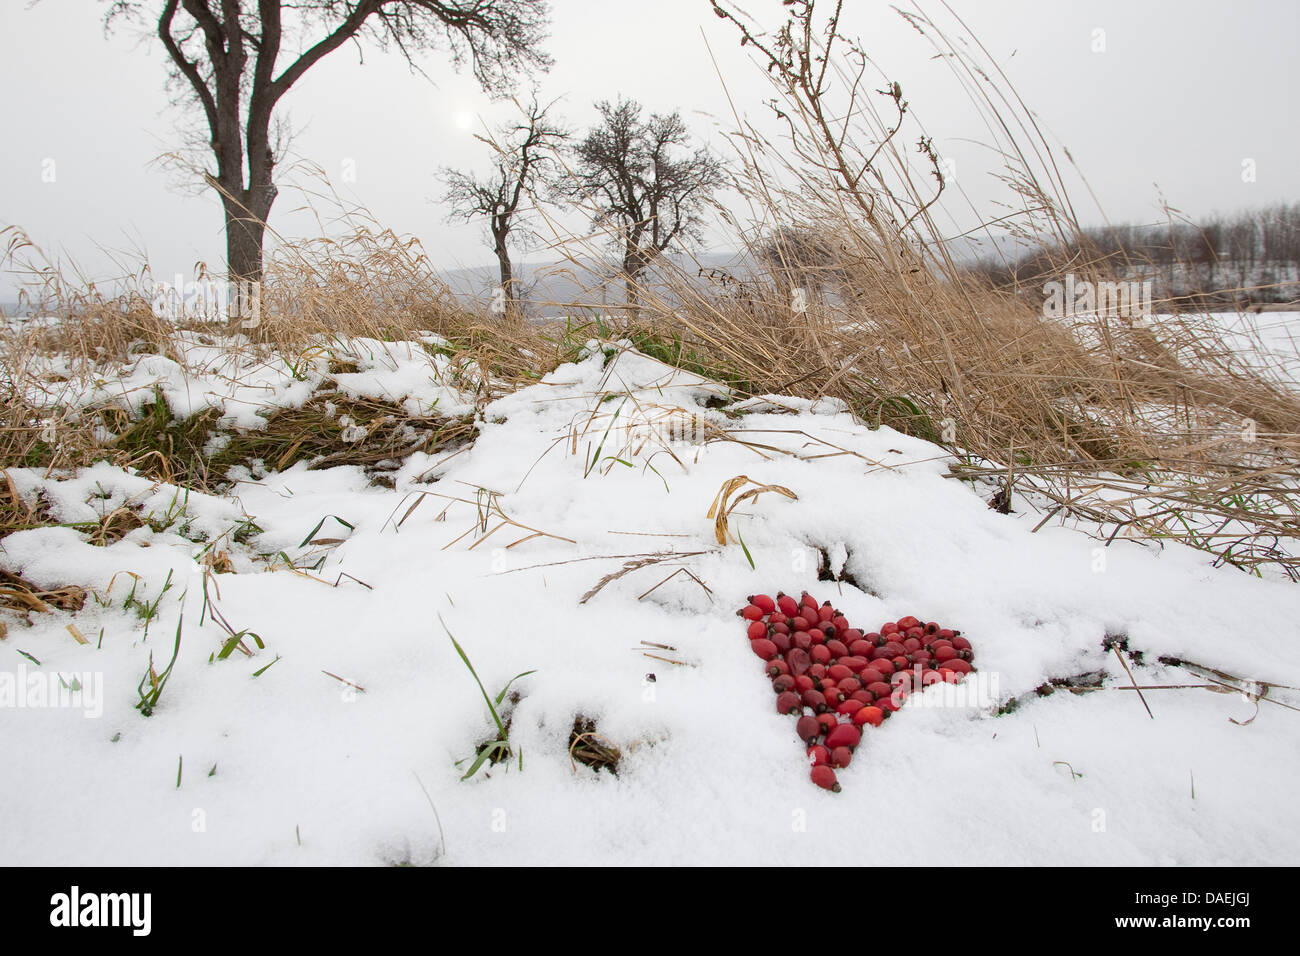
[810,765,840,792]
[801,689,828,712]
[853,706,884,728]
[825,724,862,750]
[796,715,821,743]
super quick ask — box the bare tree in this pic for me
[102,1,551,294]
[568,97,726,310]
[440,95,566,320]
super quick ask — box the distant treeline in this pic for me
[970,202,1300,309]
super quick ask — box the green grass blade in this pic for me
[737,529,756,569]
[460,748,494,780]
[493,669,538,706]
[584,398,627,478]
[460,740,511,781]
[441,614,504,735]
[298,514,355,548]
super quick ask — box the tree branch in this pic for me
[158,0,220,144]
[269,0,382,106]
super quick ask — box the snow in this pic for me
[14,332,476,431]
[1,332,1298,865]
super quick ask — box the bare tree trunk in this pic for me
[220,183,275,331]
[496,251,517,321]
[624,272,639,318]
[495,232,520,323]
[623,244,644,324]
[497,256,513,297]
[224,203,267,285]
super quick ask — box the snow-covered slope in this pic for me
[2,339,1297,865]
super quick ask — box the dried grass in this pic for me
[568,715,621,775]
[0,568,88,615]
[706,475,798,546]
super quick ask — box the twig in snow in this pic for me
[1111,643,1154,719]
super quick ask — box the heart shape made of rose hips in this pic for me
[741,590,977,792]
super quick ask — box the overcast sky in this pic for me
[1,1,1296,299]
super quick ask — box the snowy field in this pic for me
[1,322,1298,866]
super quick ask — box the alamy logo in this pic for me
[613,407,713,448]
[891,667,1001,710]
[1042,272,1153,321]
[150,274,261,327]
[49,886,151,936]
[0,665,102,718]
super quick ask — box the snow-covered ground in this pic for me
[2,333,1298,865]
[1211,309,1300,381]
